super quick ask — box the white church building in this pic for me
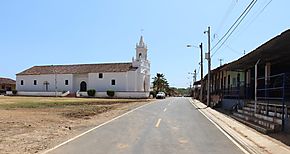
[15,36,150,98]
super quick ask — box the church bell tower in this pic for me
[135,36,148,61]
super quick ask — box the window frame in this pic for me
[99,73,103,79]
[65,80,69,86]
[34,80,37,85]
[20,80,24,85]
[111,79,116,86]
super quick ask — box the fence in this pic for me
[222,81,245,100]
[256,73,287,130]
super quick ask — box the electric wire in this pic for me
[211,0,258,57]
[232,0,273,41]
[215,0,238,37]
[210,0,256,52]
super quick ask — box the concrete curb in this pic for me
[189,98,290,154]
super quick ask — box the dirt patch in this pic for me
[63,105,114,119]
[0,96,151,154]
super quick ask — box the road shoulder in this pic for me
[189,98,290,154]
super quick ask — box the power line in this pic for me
[211,0,257,57]
[218,58,223,66]
[211,0,256,52]
[248,0,273,26]
[233,0,273,40]
[226,44,243,55]
[215,0,238,36]
[212,34,242,56]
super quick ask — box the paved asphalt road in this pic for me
[47,97,244,154]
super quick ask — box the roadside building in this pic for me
[16,36,151,98]
[0,77,16,92]
[196,29,290,133]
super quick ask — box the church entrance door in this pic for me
[80,81,87,92]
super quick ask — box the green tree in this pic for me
[167,87,179,96]
[152,73,169,93]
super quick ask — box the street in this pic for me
[46,97,244,154]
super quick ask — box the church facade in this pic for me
[16,36,150,98]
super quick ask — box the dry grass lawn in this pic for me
[0,96,151,154]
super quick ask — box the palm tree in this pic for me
[152,73,169,93]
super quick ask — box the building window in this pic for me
[99,73,103,79]
[34,80,37,85]
[65,80,69,85]
[111,79,116,85]
[232,78,236,87]
[21,80,24,85]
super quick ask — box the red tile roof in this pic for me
[0,77,16,85]
[17,62,137,75]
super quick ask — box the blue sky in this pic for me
[0,0,289,88]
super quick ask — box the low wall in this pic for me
[78,91,149,98]
[6,91,64,97]
[6,91,149,98]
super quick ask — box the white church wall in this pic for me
[8,91,64,96]
[77,91,149,98]
[72,74,88,92]
[127,71,137,91]
[132,59,150,92]
[134,67,146,92]
[145,74,150,92]
[88,72,128,92]
[16,74,73,92]
[136,73,143,92]
[57,74,73,92]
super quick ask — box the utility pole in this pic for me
[204,26,211,107]
[199,43,203,102]
[218,58,223,66]
[193,69,197,83]
[193,69,197,98]
[188,70,196,92]
[189,81,192,96]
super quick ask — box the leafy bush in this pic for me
[12,90,17,95]
[149,91,157,98]
[87,89,96,97]
[106,90,115,97]
[0,89,5,94]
